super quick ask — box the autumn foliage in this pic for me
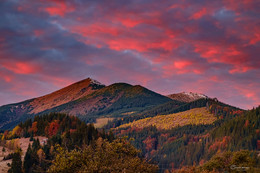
[28,122,38,134]
[47,120,60,136]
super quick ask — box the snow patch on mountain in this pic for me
[182,92,208,99]
[89,78,105,86]
[167,92,209,103]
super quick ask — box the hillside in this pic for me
[115,106,259,172]
[105,97,242,129]
[0,113,157,173]
[118,107,217,130]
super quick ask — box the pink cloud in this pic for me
[190,8,207,20]
[174,61,192,69]
[45,1,75,17]
[1,62,40,75]
[162,60,194,76]
[194,44,255,74]
[0,71,13,83]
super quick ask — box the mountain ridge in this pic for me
[0,78,172,129]
[0,77,241,130]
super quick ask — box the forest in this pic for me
[114,106,260,172]
[0,113,157,173]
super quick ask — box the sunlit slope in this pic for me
[46,83,172,117]
[118,107,217,130]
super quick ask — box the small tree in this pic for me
[8,149,22,173]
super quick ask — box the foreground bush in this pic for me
[48,138,158,173]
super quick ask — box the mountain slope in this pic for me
[29,78,105,114]
[41,83,172,119]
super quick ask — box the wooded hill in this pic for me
[0,113,158,172]
[113,106,260,172]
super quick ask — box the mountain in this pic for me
[0,78,105,129]
[37,83,172,120]
[0,78,171,129]
[168,92,208,103]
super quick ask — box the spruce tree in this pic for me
[24,144,32,173]
[8,150,22,173]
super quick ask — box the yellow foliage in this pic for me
[37,148,45,162]
[12,125,21,136]
[1,135,4,141]
[119,107,217,130]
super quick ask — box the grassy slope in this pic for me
[118,107,217,130]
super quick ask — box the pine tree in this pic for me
[24,144,32,173]
[24,143,39,173]
[32,138,40,151]
[8,150,22,173]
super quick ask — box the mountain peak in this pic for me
[167,91,208,103]
[76,77,105,87]
[89,78,105,86]
[27,77,105,114]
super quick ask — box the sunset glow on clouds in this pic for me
[0,0,259,109]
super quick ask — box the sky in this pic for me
[0,0,259,109]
